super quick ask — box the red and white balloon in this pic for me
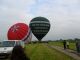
[7,23,32,43]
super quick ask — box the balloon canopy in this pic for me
[29,17,50,41]
[7,23,32,43]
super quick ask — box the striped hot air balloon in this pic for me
[29,17,50,41]
[7,23,32,43]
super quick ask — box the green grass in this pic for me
[49,41,76,50]
[49,41,63,47]
[25,43,75,60]
[69,43,76,50]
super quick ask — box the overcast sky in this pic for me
[0,0,80,41]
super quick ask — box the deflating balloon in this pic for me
[29,17,50,41]
[7,23,32,43]
[22,29,32,44]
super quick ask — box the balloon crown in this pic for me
[11,25,20,32]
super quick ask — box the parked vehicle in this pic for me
[0,40,24,58]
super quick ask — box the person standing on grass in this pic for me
[63,40,67,49]
[10,45,30,60]
[76,41,80,53]
[66,41,69,49]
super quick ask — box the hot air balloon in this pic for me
[29,17,50,41]
[7,23,32,43]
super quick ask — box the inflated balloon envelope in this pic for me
[7,23,32,43]
[29,17,50,41]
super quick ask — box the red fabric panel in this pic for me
[8,23,29,40]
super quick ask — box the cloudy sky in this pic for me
[0,0,80,41]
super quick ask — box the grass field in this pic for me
[49,41,76,50]
[24,43,75,60]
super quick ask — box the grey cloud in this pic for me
[0,0,80,41]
